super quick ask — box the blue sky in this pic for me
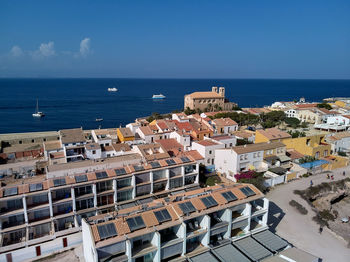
[0,1,349,78]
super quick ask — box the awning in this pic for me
[189,251,219,262]
[279,247,319,262]
[279,155,291,162]
[252,230,289,252]
[233,236,273,261]
[269,167,287,175]
[212,244,250,262]
[264,155,279,163]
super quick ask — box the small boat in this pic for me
[96,118,103,122]
[32,99,45,118]
[108,87,118,92]
[152,94,166,99]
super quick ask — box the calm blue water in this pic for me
[0,78,349,134]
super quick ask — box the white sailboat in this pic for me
[32,99,45,118]
[108,87,118,92]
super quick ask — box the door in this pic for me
[36,246,41,256]
[63,237,68,248]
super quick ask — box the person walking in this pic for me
[310,180,313,187]
[343,171,346,176]
[319,226,323,234]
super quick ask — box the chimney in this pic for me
[219,87,225,97]
[212,86,218,93]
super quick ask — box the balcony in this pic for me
[186,220,206,238]
[26,193,49,209]
[1,228,26,247]
[28,222,52,240]
[0,198,23,214]
[53,202,73,216]
[132,241,157,259]
[1,214,25,229]
[52,188,71,202]
[54,216,75,232]
[28,207,50,223]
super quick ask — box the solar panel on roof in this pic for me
[221,191,238,202]
[75,174,88,183]
[240,186,256,197]
[115,168,127,176]
[3,187,18,197]
[126,216,146,231]
[53,178,66,187]
[97,223,118,239]
[180,156,191,163]
[96,171,108,179]
[200,196,218,208]
[154,209,171,223]
[179,201,196,214]
[150,161,161,168]
[166,159,176,166]
[133,165,145,172]
[29,183,43,192]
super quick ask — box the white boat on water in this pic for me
[32,99,45,118]
[152,94,166,99]
[95,118,103,122]
[108,87,118,92]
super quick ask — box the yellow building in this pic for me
[117,127,134,142]
[335,100,346,108]
[282,134,331,159]
[255,128,291,144]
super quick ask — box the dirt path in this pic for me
[267,166,350,262]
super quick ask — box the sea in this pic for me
[0,78,349,134]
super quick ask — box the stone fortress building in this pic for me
[184,87,237,112]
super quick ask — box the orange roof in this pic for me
[139,126,154,136]
[257,128,291,140]
[195,140,219,147]
[187,91,223,99]
[294,103,318,109]
[213,117,238,126]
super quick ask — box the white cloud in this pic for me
[38,41,55,57]
[10,46,23,57]
[79,38,91,57]
[32,41,55,59]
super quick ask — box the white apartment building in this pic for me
[191,140,225,167]
[82,184,287,262]
[0,156,199,262]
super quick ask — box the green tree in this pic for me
[317,103,332,110]
[285,117,300,128]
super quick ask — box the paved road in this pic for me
[267,166,350,262]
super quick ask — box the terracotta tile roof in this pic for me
[155,139,184,156]
[232,141,286,154]
[141,211,159,227]
[213,118,238,126]
[294,103,318,109]
[257,128,291,140]
[232,130,254,139]
[139,126,154,136]
[156,120,169,131]
[183,150,204,160]
[187,91,223,99]
[118,127,134,138]
[195,140,219,147]
[60,128,86,144]
[44,141,62,151]
[286,149,304,160]
[174,121,194,132]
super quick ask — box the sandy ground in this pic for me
[267,166,350,262]
[37,245,84,262]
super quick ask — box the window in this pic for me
[209,150,212,155]
[240,155,244,161]
[117,178,132,188]
[324,150,328,157]
[92,150,96,154]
